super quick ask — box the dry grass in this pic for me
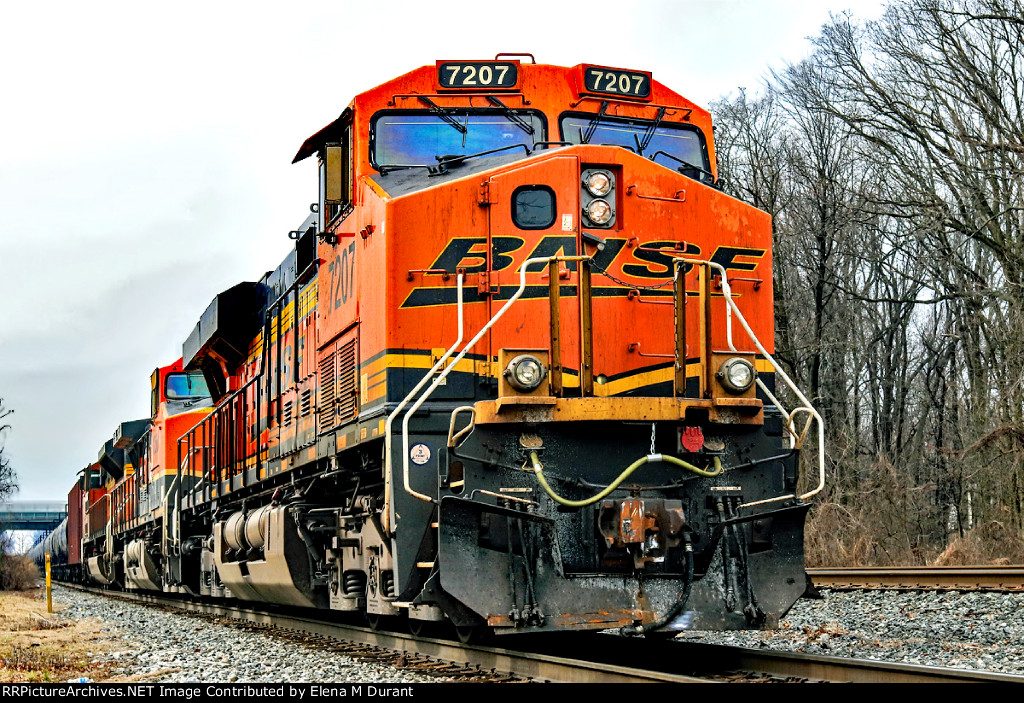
[0,589,118,683]
[0,556,42,591]
[804,500,878,567]
[806,495,1024,567]
[932,516,1024,566]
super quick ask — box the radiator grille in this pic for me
[337,339,358,422]
[318,351,337,432]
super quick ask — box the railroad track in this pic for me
[808,565,1024,592]
[58,583,1024,684]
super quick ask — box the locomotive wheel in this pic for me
[408,618,438,638]
[454,624,488,644]
[366,611,403,633]
[365,612,384,631]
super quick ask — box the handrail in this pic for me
[382,275,464,532]
[447,406,477,448]
[165,445,211,553]
[675,259,825,506]
[176,367,262,508]
[175,258,316,510]
[400,256,590,504]
[160,465,182,556]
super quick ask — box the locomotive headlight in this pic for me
[584,170,613,197]
[717,357,756,393]
[586,199,613,225]
[504,354,547,392]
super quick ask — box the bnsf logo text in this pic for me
[401,236,764,309]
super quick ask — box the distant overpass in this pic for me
[0,502,66,531]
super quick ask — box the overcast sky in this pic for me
[0,0,886,505]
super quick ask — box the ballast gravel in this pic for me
[48,585,1024,681]
[48,586,460,684]
[680,588,1024,675]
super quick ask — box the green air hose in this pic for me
[528,451,723,508]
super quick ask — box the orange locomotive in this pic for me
[28,362,212,587]
[76,360,212,589]
[165,56,824,637]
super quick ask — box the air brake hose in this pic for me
[620,536,695,637]
[528,451,723,508]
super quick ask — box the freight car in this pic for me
[28,464,103,583]
[42,57,824,640]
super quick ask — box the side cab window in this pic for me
[320,123,354,230]
[150,368,160,417]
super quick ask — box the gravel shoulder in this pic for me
[13,585,1022,682]
[680,589,1024,674]
[0,588,119,682]
[30,586,465,684]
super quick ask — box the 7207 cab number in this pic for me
[438,61,518,89]
[583,67,651,98]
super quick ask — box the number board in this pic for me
[581,66,652,100]
[436,61,519,90]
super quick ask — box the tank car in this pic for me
[166,57,824,637]
[26,517,66,571]
[27,480,90,582]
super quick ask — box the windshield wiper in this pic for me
[376,163,424,175]
[430,144,531,176]
[650,150,717,185]
[485,96,534,135]
[580,101,609,144]
[378,144,532,177]
[634,107,667,156]
[417,96,467,134]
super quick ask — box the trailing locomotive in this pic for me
[40,57,823,639]
[30,360,212,588]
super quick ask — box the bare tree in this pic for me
[0,396,13,502]
[712,0,1024,564]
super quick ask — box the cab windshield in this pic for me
[560,113,709,174]
[372,110,545,168]
[165,372,210,400]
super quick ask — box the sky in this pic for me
[0,0,886,505]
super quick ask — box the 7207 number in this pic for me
[327,242,356,309]
[583,68,650,98]
[438,61,517,89]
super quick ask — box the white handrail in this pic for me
[391,255,823,514]
[677,259,825,506]
[401,257,560,503]
[383,275,464,530]
[162,446,210,555]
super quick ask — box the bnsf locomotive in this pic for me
[34,57,824,639]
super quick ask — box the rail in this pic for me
[808,565,1024,592]
[382,274,464,533]
[397,256,587,509]
[176,257,318,511]
[59,583,1024,684]
[177,374,262,510]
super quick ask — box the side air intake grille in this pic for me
[336,339,358,422]
[318,351,337,432]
